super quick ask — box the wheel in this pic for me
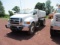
[40,19,45,26]
[10,28,17,32]
[10,27,17,32]
[28,23,35,35]
[50,27,55,37]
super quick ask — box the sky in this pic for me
[1,0,60,14]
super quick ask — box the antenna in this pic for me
[20,0,22,9]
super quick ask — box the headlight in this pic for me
[26,22,30,24]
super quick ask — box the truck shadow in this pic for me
[51,34,60,45]
[6,31,34,41]
[35,25,45,32]
[6,26,45,41]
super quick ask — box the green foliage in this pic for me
[8,10,14,16]
[12,6,20,13]
[50,6,54,12]
[0,1,5,17]
[35,2,45,11]
[0,14,9,18]
[4,15,9,18]
[45,16,48,18]
[45,0,51,15]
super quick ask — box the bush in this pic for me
[8,10,14,16]
[0,14,10,18]
[4,14,9,18]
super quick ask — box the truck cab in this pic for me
[50,13,60,37]
[5,9,46,35]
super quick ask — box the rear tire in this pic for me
[40,19,45,26]
[28,23,35,35]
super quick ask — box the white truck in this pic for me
[5,9,46,35]
[50,13,60,37]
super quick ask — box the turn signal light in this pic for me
[26,22,30,24]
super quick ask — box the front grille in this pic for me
[56,15,60,22]
[10,18,19,24]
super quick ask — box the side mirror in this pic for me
[33,13,36,15]
[33,12,37,15]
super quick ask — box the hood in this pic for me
[24,17,34,22]
[10,14,32,18]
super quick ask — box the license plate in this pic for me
[17,26,20,28]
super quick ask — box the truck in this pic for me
[5,9,46,35]
[50,13,60,37]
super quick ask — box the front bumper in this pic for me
[5,24,29,31]
[51,26,60,31]
[50,26,60,34]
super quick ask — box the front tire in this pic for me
[10,29,17,32]
[28,23,35,35]
[10,27,17,32]
[50,27,55,37]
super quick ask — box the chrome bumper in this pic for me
[5,24,29,31]
[51,26,60,30]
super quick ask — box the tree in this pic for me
[45,0,51,15]
[50,6,54,13]
[35,2,45,11]
[0,1,5,17]
[12,6,20,13]
[8,10,14,16]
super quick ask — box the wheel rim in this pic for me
[43,20,45,25]
[30,24,34,33]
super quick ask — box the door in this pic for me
[33,11,38,22]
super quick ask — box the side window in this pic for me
[33,11,37,15]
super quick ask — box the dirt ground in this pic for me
[0,18,60,45]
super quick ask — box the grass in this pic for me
[0,15,10,20]
[45,16,48,18]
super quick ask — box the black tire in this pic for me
[50,27,55,37]
[11,29,17,32]
[40,19,45,26]
[10,27,17,32]
[28,23,35,35]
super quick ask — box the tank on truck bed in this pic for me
[33,9,46,18]
[37,10,46,18]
